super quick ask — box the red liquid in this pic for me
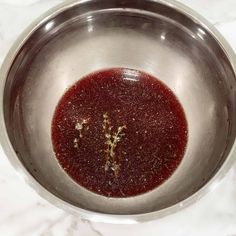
[52,68,188,197]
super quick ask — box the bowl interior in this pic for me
[3,0,236,214]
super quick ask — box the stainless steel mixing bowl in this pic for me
[1,0,236,223]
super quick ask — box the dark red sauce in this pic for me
[52,68,188,197]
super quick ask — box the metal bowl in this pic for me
[1,0,236,223]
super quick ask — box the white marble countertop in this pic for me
[1,0,236,235]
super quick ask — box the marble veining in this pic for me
[1,0,236,235]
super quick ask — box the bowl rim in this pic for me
[1,0,236,224]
